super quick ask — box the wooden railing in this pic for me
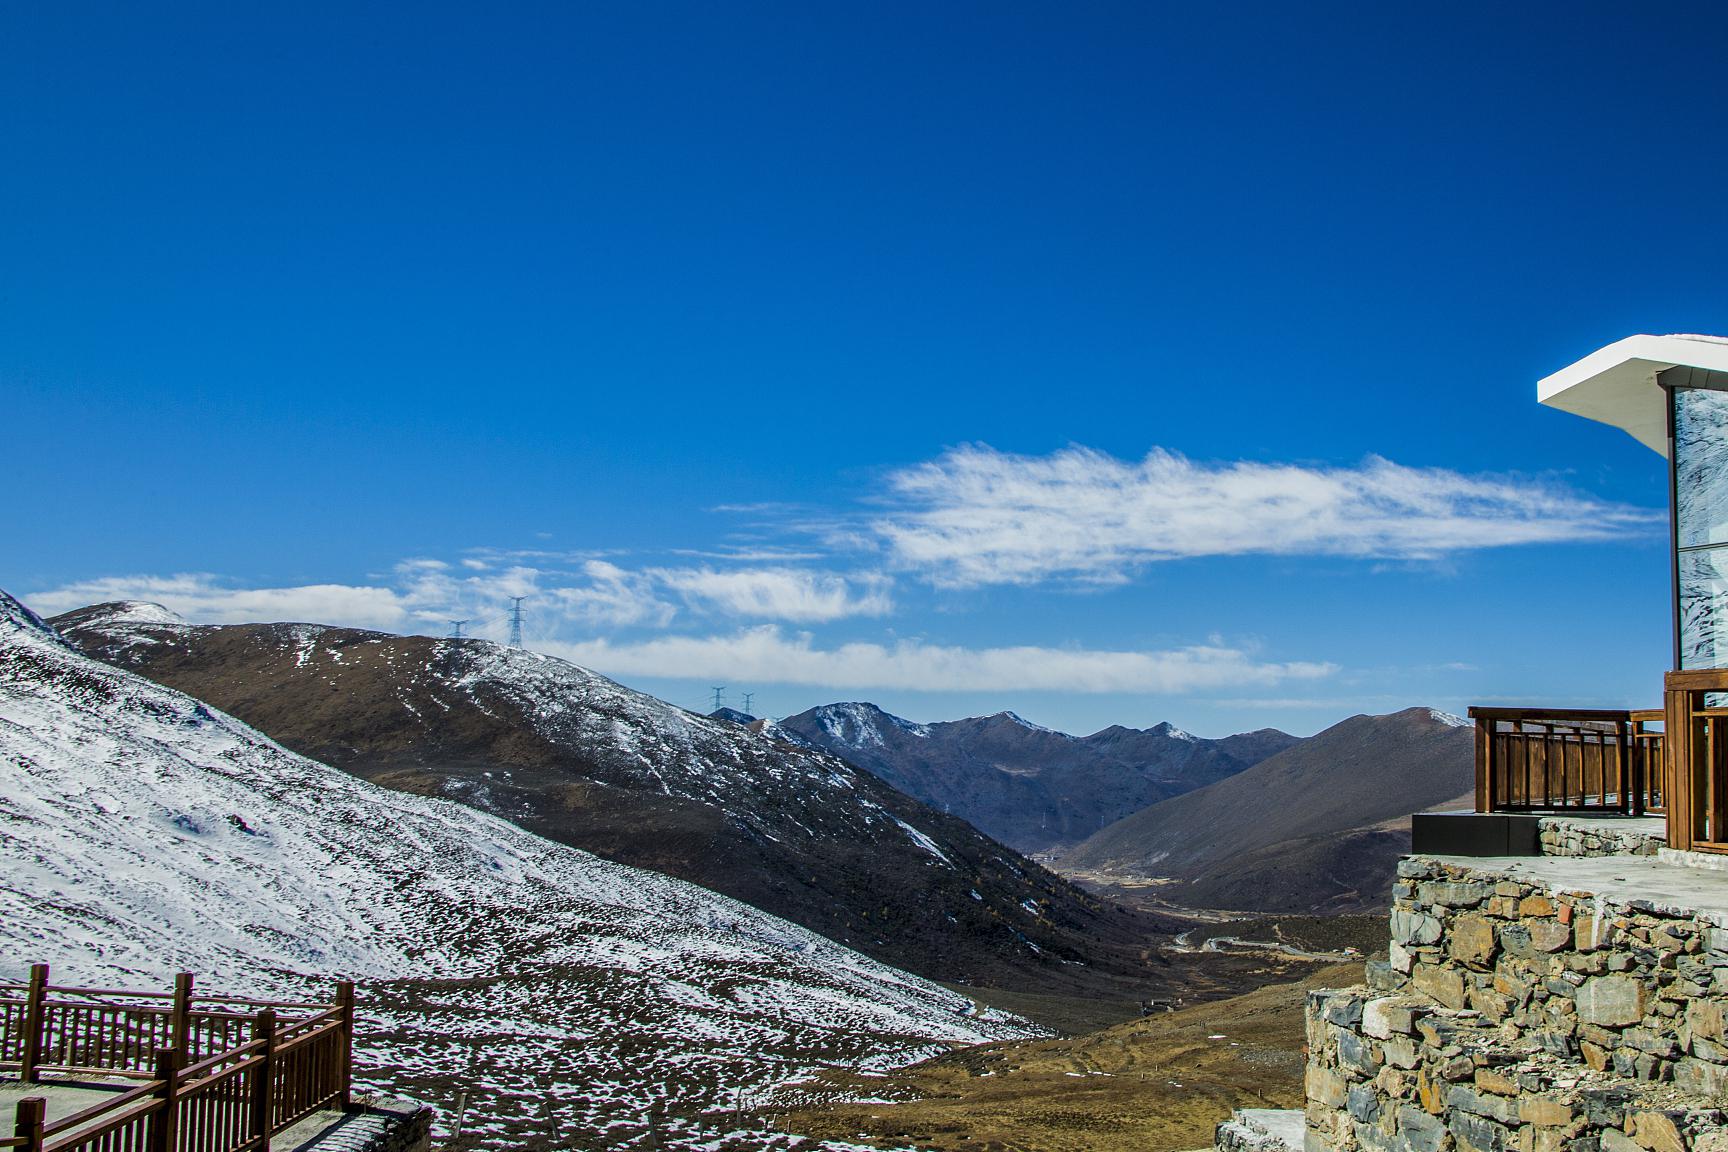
[1663,668,1728,853]
[0,966,354,1152]
[1470,706,1665,816]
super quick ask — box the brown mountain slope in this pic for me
[51,601,1180,998]
[1058,708,1473,913]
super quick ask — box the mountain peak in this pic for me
[88,600,189,627]
[810,702,930,746]
[1149,721,1196,742]
[0,590,60,644]
[985,710,1065,736]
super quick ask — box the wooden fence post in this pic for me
[14,1097,45,1152]
[335,981,355,1110]
[20,963,47,1083]
[1666,675,1694,851]
[169,972,194,1060]
[1619,718,1635,815]
[147,1046,181,1152]
[1473,715,1493,812]
[251,1009,276,1151]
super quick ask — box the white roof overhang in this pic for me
[1538,334,1728,458]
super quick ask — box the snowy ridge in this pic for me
[810,701,932,748]
[0,593,58,642]
[0,591,1036,1149]
[1428,709,1469,728]
[447,644,959,857]
[60,608,968,872]
[990,710,1069,737]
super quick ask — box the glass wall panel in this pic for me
[1675,387,1728,548]
[1680,547,1728,670]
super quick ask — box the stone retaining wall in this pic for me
[1537,820,1662,860]
[1382,858,1728,1095]
[1306,982,1728,1151]
[1301,853,1728,1151]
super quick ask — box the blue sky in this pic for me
[6,2,1725,735]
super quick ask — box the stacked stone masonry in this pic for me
[1535,819,1662,860]
[1304,855,1728,1151]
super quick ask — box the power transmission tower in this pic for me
[741,692,754,716]
[507,597,526,647]
[711,686,726,711]
[448,620,469,639]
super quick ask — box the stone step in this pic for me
[1214,1107,1303,1151]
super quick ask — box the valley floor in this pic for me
[758,963,1358,1152]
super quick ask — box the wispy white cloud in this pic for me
[24,574,415,632]
[544,561,676,629]
[545,627,1335,694]
[652,567,892,622]
[24,558,887,638]
[870,445,1662,587]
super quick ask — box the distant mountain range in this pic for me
[54,601,1174,993]
[774,702,1298,853]
[1059,707,1475,913]
[0,590,1035,1149]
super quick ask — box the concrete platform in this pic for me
[1214,1107,1302,1151]
[1425,850,1728,927]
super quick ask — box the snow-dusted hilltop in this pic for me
[53,602,1159,990]
[0,591,1035,1148]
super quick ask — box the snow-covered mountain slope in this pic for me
[0,591,1035,1149]
[54,603,1173,991]
[778,702,1299,853]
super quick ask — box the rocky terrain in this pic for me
[53,601,1176,995]
[1059,707,1474,914]
[777,701,1297,853]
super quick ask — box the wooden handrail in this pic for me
[1472,705,1663,817]
[3,968,355,1152]
[1469,706,1640,722]
[178,1042,264,1084]
[39,1081,163,1138]
[190,996,329,1010]
[274,1022,339,1056]
[40,999,170,1013]
[46,1098,161,1152]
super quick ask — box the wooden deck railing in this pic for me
[0,966,354,1152]
[1469,706,1665,816]
[1663,668,1728,853]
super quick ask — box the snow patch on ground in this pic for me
[889,816,954,868]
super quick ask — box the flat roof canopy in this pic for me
[1539,333,1728,457]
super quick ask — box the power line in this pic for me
[448,620,469,639]
[741,692,754,716]
[507,597,526,648]
[711,686,726,711]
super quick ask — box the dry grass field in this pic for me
[764,962,1357,1152]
